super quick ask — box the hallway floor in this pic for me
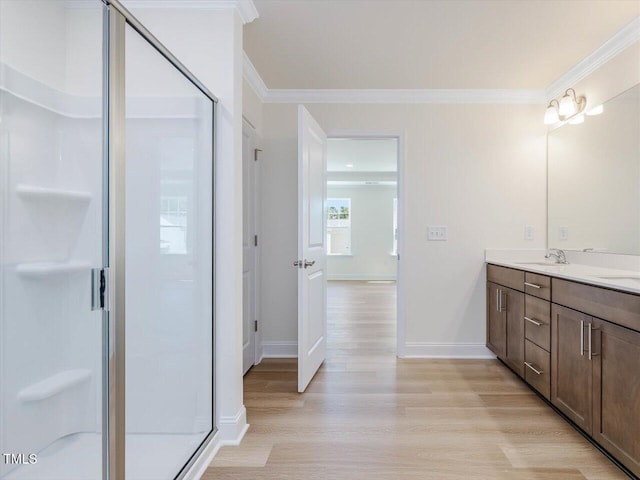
[205,281,626,479]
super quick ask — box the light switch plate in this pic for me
[525,225,535,241]
[559,226,569,241]
[427,226,447,241]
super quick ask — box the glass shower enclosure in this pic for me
[0,1,216,479]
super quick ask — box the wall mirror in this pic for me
[548,83,640,255]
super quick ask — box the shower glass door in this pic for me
[123,19,214,480]
[0,1,106,479]
[1,2,215,479]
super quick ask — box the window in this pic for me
[392,198,398,255]
[160,196,188,254]
[327,198,351,255]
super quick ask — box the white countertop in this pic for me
[487,258,640,295]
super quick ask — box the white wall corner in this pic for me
[545,15,640,100]
[401,343,495,359]
[217,406,249,445]
[243,52,269,100]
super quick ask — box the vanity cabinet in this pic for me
[592,318,640,477]
[486,280,524,377]
[486,282,506,358]
[487,263,640,477]
[551,304,593,434]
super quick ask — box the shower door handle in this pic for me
[91,268,109,311]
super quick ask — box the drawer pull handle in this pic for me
[524,316,542,326]
[524,362,544,375]
[524,282,542,289]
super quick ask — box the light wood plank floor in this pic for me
[206,281,627,479]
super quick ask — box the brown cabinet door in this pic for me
[504,287,524,377]
[487,282,506,358]
[551,304,593,434]
[592,318,640,477]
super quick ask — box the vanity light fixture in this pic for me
[544,100,560,125]
[544,88,587,125]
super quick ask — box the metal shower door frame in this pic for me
[102,2,218,479]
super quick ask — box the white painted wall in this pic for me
[327,184,397,280]
[259,102,547,355]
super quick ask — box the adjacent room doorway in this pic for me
[325,137,400,359]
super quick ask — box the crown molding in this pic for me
[242,53,545,104]
[98,0,258,24]
[545,15,640,100]
[243,52,269,99]
[261,88,546,104]
[241,58,545,104]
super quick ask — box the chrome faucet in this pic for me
[546,248,568,264]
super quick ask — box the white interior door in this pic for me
[242,120,257,374]
[297,106,327,392]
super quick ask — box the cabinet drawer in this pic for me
[524,272,551,300]
[553,278,640,332]
[524,339,550,400]
[525,295,551,352]
[487,264,524,291]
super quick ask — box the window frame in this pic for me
[326,197,352,256]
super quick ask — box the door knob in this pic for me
[293,260,302,268]
[303,260,315,268]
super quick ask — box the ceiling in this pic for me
[327,138,398,172]
[244,0,640,90]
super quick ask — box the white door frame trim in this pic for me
[325,130,406,357]
[241,118,261,371]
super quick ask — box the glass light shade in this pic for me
[559,93,577,116]
[569,114,584,125]
[544,104,559,125]
[587,104,603,116]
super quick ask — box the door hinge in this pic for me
[91,267,109,311]
[254,234,258,247]
[254,148,262,161]
[254,320,258,332]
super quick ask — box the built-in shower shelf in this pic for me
[18,369,91,403]
[17,261,91,278]
[16,184,92,203]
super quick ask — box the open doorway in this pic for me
[325,137,399,358]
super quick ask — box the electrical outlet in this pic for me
[559,226,569,241]
[525,225,535,241]
[427,226,447,241]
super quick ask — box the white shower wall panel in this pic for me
[0,91,103,477]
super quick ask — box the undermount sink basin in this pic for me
[515,262,566,267]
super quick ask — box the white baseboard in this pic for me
[182,407,249,480]
[217,406,249,442]
[327,274,397,281]
[259,341,297,360]
[401,342,495,359]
